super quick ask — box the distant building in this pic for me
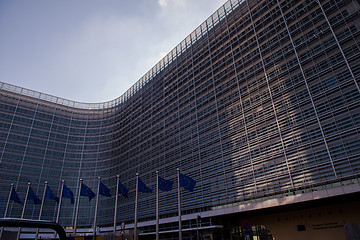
[1,0,360,239]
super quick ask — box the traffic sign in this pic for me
[120,221,125,234]
[241,220,251,230]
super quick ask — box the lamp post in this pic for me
[196,215,201,240]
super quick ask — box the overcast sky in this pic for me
[0,0,225,103]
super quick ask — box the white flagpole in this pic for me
[54,180,65,238]
[56,180,65,223]
[0,183,14,239]
[177,168,182,240]
[35,181,48,239]
[93,177,101,238]
[113,175,120,236]
[17,182,31,240]
[156,171,159,240]
[74,178,83,235]
[4,183,14,217]
[134,173,139,240]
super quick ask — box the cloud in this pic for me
[157,0,188,10]
[157,0,190,11]
[158,0,168,8]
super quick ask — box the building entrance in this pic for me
[230,224,274,240]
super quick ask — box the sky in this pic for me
[0,0,225,103]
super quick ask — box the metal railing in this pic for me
[0,218,67,240]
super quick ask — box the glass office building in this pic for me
[0,0,360,238]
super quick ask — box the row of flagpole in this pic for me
[3,169,196,240]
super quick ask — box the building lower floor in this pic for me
[134,192,360,240]
[2,191,359,240]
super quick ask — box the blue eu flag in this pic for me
[28,186,42,204]
[10,188,22,205]
[138,178,152,193]
[118,180,129,198]
[62,184,74,204]
[45,186,59,203]
[80,183,96,201]
[99,181,111,197]
[158,176,173,191]
[179,173,196,192]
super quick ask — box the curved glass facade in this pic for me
[1,0,360,232]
